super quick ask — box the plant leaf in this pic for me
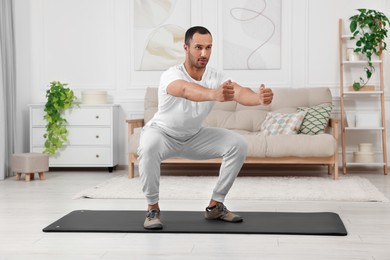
[350,20,357,33]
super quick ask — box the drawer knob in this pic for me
[96,135,99,139]
[95,115,99,119]
[96,154,100,158]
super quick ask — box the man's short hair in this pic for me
[184,26,212,45]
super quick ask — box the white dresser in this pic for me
[29,104,119,172]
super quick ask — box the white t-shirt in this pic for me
[146,64,229,139]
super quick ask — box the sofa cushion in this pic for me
[297,104,333,135]
[144,87,159,124]
[129,133,140,154]
[260,111,306,135]
[231,130,267,157]
[203,109,268,132]
[265,134,336,157]
[270,87,333,111]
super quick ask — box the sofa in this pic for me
[127,87,339,179]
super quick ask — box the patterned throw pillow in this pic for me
[297,104,333,135]
[260,111,307,135]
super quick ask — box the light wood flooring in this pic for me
[0,167,390,260]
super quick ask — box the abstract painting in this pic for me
[133,0,191,71]
[223,0,281,70]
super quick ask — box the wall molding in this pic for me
[37,0,117,90]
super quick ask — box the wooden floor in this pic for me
[0,167,390,260]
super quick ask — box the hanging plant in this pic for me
[43,81,78,155]
[349,9,389,90]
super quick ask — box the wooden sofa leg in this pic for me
[128,163,134,179]
[25,173,32,181]
[38,172,45,180]
[328,165,332,175]
[328,163,338,180]
[128,153,136,179]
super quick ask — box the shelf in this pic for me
[339,18,388,175]
[343,91,383,95]
[342,60,382,64]
[345,127,384,130]
[346,162,386,167]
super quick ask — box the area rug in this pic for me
[73,175,389,202]
[43,210,348,236]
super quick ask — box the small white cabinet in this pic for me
[29,104,119,172]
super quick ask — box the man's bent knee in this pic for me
[235,136,248,159]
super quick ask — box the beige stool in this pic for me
[11,153,49,181]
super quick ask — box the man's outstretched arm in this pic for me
[232,82,274,106]
[167,79,235,102]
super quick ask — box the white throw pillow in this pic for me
[260,111,307,135]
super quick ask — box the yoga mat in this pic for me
[43,210,347,236]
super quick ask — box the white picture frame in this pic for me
[133,0,191,71]
[222,0,282,70]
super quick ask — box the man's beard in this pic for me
[189,53,208,69]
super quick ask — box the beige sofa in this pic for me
[127,87,339,179]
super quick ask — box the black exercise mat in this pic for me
[43,210,347,236]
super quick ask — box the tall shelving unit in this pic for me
[338,18,388,175]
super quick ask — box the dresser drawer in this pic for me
[31,107,112,126]
[32,127,111,146]
[66,108,111,125]
[29,104,119,168]
[31,108,46,126]
[32,147,112,166]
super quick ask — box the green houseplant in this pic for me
[43,81,78,155]
[349,9,389,90]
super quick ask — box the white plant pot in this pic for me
[81,91,108,104]
[346,48,361,61]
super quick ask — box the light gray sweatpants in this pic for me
[137,124,248,205]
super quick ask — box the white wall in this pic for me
[13,0,390,166]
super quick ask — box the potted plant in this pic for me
[349,9,389,90]
[43,81,78,155]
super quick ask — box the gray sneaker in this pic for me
[144,209,163,230]
[205,202,243,222]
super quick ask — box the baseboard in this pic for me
[115,165,127,170]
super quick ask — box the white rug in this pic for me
[73,175,389,202]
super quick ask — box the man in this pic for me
[138,26,274,229]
